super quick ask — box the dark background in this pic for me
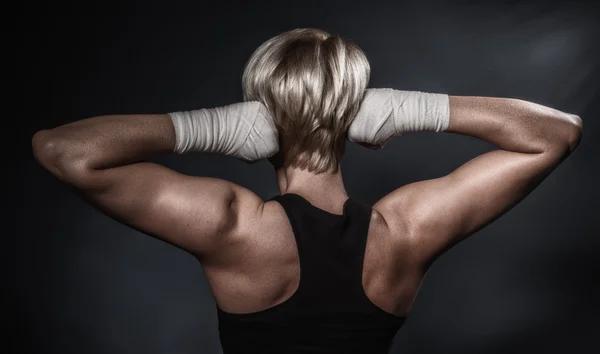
[12,0,599,353]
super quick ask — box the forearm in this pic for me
[32,114,176,175]
[446,96,583,155]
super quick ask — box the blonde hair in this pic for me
[242,28,370,174]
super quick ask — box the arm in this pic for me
[374,96,583,267]
[31,113,264,258]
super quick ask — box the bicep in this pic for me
[378,149,564,266]
[71,162,244,255]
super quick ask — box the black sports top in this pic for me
[216,193,406,353]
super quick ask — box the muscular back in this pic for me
[202,194,423,318]
[201,95,582,318]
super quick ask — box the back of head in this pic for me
[242,28,370,174]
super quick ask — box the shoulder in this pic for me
[373,191,415,239]
[191,183,268,263]
[372,187,427,263]
[228,185,268,238]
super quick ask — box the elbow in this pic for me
[544,113,583,157]
[565,114,583,153]
[32,130,65,179]
[32,130,83,181]
[32,130,59,162]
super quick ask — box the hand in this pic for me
[346,89,396,147]
[230,101,280,163]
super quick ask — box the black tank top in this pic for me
[216,193,406,353]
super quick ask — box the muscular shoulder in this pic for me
[372,189,424,260]
[373,192,414,237]
[229,187,268,238]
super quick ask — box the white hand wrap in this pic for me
[168,101,279,161]
[348,88,450,145]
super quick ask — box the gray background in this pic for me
[13,0,599,353]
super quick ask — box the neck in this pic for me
[274,164,348,203]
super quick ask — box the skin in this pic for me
[31,96,582,317]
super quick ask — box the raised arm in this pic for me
[31,102,277,259]
[374,95,583,268]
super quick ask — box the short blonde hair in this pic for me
[242,28,370,174]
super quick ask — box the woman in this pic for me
[31,28,582,353]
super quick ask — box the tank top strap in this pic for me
[267,193,374,305]
[338,196,374,295]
